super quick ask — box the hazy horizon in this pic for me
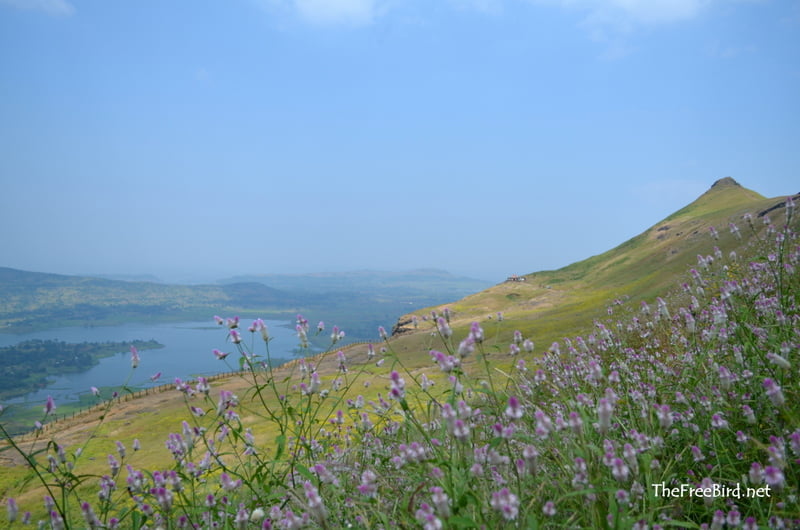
[1,1,797,283]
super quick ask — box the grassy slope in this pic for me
[1,178,795,521]
[390,178,782,356]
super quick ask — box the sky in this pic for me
[0,0,798,283]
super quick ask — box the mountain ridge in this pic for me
[390,179,798,346]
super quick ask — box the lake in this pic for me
[0,319,304,408]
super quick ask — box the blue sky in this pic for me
[0,0,798,283]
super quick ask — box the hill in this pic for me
[2,178,798,528]
[389,177,797,350]
[1,178,798,528]
[0,268,490,340]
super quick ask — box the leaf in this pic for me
[294,463,315,482]
[448,515,478,528]
[274,434,286,460]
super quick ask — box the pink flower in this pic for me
[763,378,785,407]
[597,398,613,433]
[7,498,18,523]
[130,346,140,368]
[505,396,524,420]
[44,396,56,415]
[436,317,452,339]
[490,488,519,521]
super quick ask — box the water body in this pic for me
[0,320,303,408]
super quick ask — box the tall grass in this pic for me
[2,199,798,529]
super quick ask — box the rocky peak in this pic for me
[710,177,742,189]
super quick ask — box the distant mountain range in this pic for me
[0,266,492,340]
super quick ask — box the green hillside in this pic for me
[388,177,797,354]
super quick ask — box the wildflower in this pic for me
[490,488,519,521]
[458,336,475,358]
[220,473,242,491]
[415,503,442,530]
[50,510,65,530]
[130,346,140,368]
[308,372,321,395]
[296,325,308,347]
[505,396,524,420]
[743,517,758,530]
[213,349,230,360]
[790,430,800,456]
[542,500,556,517]
[763,378,785,407]
[470,322,484,343]
[764,466,785,490]
[691,445,705,462]
[195,377,210,395]
[257,321,270,342]
[430,487,451,517]
[615,490,629,506]
[151,487,173,512]
[736,431,749,443]
[44,395,56,415]
[378,326,388,340]
[451,419,470,442]
[6,498,18,523]
[534,409,553,438]
[655,404,672,429]
[430,350,459,372]
[107,454,120,476]
[81,502,102,529]
[749,463,764,484]
[742,404,756,424]
[304,481,327,521]
[337,350,347,373]
[358,470,378,498]
[767,352,791,369]
[91,386,100,396]
[437,317,452,339]
[389,371,405,400]
[711,413,728,429]
[597,397,613,433]
[568,411,583,435]
[611,457,629,482]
